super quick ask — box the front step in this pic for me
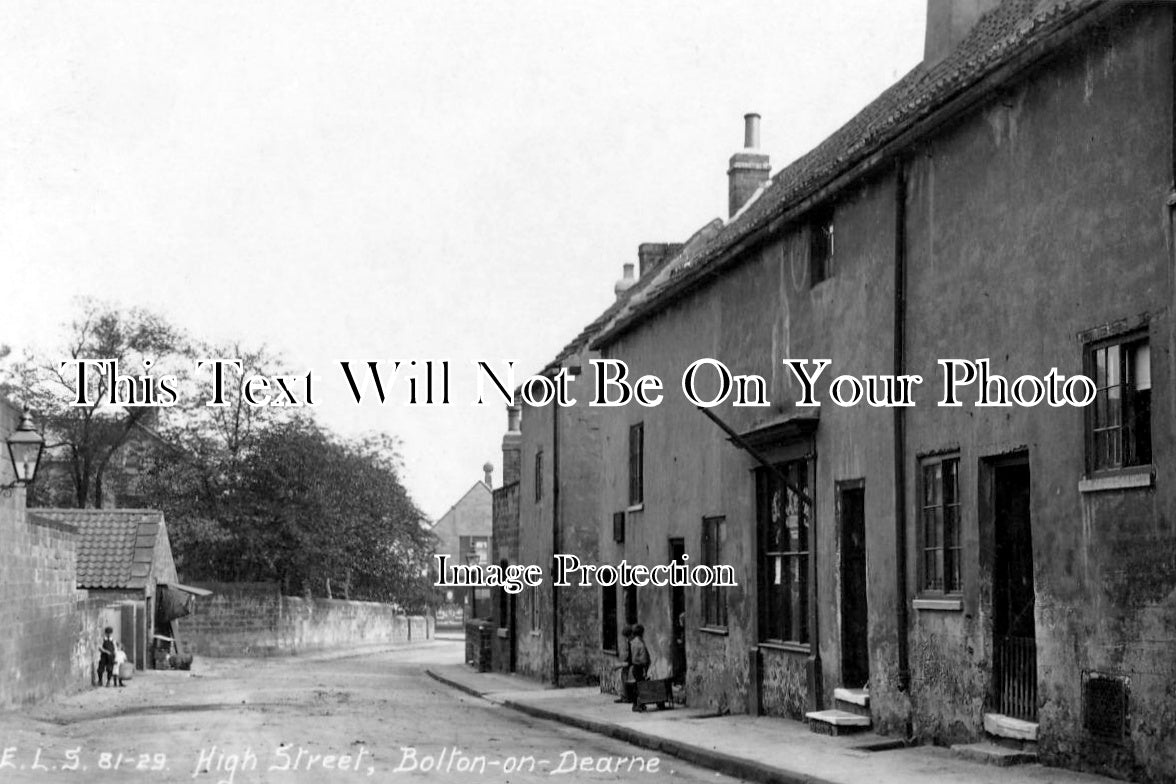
[805,709,871,736]
[833,687,870,718]
[983,713,1039,742]
[951,742,1038,766]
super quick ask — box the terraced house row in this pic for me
[483,2,1176,781]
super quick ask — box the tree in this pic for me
[0,299,187,508]
[151,418,435,607]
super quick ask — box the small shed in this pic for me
[29,508,181,670]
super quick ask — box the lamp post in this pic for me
[2,407,45,495]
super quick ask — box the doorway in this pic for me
[669,538,686,685]
[838,481,869,688]
[989,456,1036,721]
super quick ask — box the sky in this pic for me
[0,1,926,519]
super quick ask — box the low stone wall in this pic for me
[181,582,434,657]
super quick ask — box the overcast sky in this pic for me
[0,1,926,518]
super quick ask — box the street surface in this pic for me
[0,638,743,784]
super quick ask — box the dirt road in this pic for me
[0,638,742,783]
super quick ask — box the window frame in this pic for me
[809,206,835,287]
[629,422,644,507]
[701,516,728,630]
[918,453,962,597]
[1085,331,1151,474]
[756,459,810,648]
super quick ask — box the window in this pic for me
[920,455,961,594]
[702,516,728,629]
[629,423,644,506]
[624,585,638,626]
[1087,335,1151,471]
[601,584,618,652]
[613,511,625,543]
[459,535,489,565]
[757,460,809,645]
[809,207,835,286]
[534,450,543,502]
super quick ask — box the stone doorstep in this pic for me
[833,687,870,718]
[951,742,1038,767]
[832,687,868,707]
[805,709,871,736]
[983,712,1039,742]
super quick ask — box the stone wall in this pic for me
[181,581,433,657]
[0,482,106,707]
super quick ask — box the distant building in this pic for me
[431,465,494,624]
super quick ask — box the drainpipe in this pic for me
[894,162,911,695]
[551,403,561,687]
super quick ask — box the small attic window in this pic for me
[809,207,835,287]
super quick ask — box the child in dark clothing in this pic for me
[98,627,116,687]
[629,625,650,682]
[629,624,651,712]
[613,625,634,703]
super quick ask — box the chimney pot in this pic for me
[744,113,761,149]
[483,462,494,487]
[728,113,771,219]
[614,263,637,299]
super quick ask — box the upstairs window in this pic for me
[809,207,835,286]
[1087,335,1151,472]
[629,423,644,506]
[534,450,543,502]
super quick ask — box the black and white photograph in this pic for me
[0,1,1172,782]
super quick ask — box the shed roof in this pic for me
[29,508,168,590]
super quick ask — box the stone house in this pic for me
[431,467,493,623]
[568,1,1175,781]
[488,243,695,683]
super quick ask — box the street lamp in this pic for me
[2,408,45,493]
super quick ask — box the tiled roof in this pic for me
[592,0,1104,347]
[28,508,166,590]
[534,218,725,379]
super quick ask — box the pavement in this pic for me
[426,663,1123,784]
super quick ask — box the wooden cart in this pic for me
[632,678,674,712]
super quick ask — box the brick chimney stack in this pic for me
[638,243,684,279]
[501,405,521,486]
[924,0,1001,65]
[728,113,770,219]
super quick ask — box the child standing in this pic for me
[97,627,115,687]
[113,642,127,687]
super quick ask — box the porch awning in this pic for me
[157,583,214,623]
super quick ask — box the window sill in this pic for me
[602,647,618,656]
[626,503,644,513]
[913,598,963,612]
[698,626,729,636]
[496,627,510,638]
[758,641,810,655]
[1079,466,1154,493]
[529,630,541,637]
